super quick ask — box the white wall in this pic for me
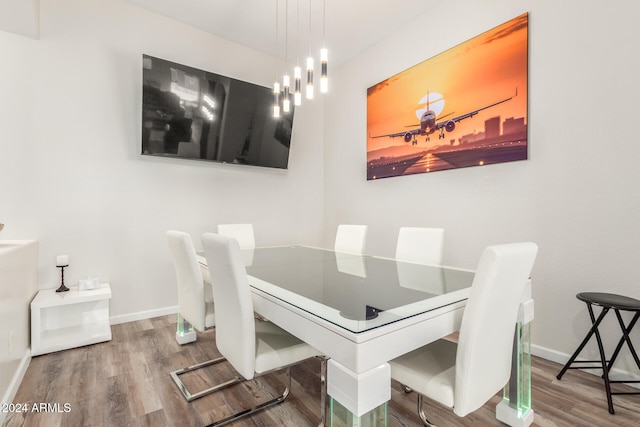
[0,0,324,321]
[0,0,40,39]
[0,240,38,425]
[324,0,640,371]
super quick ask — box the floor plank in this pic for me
[5,315,640,426]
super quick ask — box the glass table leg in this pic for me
[326,360,390,427]
[330,398,388,427]
[175,312,196,344]
[496,295,535,426]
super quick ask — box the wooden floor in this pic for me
[5,315,640,427]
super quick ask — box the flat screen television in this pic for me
[141,54,294,169]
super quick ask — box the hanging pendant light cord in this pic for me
[296,0,300,66]
[275,0,278,52]
[323,0,326,45]
[285,0,288,68]
[308,0,312,56]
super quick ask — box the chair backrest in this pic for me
[166,230,206,331]
[334,224,368,254]
[201,232,257,380]
[395,227,444,265]
[453,242,538,417]
[217,223,255,249]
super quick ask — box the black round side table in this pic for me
[556,292,640,414]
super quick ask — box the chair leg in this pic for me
[176,356,326,426]
[170,356,242,402]
[417,394,437,427]
[206,368,293,427]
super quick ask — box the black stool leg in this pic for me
[557,305,610,380]
[588,304,615,414]
[608,310,640,372]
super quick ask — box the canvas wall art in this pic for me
[367,13,528,180]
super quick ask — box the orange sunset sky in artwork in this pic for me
[367,13,528,164]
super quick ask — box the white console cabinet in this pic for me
[30,283,112,356]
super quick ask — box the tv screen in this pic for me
[141,55,293,169]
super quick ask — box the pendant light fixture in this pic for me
[273,0,329,115]
[294,65,302,106]
[306,57,314,100]
[273,82,281,118]
[283,75,291,112]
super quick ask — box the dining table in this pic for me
[197,245,534,427]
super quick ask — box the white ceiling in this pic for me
[127,0,434,66]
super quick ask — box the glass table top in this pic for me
[229,245,476,334]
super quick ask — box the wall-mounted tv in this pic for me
[141,54,294,169]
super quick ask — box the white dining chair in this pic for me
[166,230,222,401]
[166,230,215,333]
[395,227,445,266]
[389,242,538,426]
[199,232,327,426]
[217,223,255,249]
[334,224,368,254]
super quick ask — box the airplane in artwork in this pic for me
[371,88,518,145]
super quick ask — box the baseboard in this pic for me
[0,350,31,426]
[109,305,178,325]
[531,343,568,365]
[532,343,640,389]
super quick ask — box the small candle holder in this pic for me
[56,265,70,292]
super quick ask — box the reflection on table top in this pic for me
[198,245,475,334]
